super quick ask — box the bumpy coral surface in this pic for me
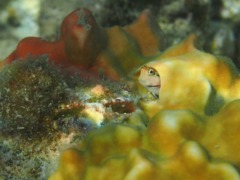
[140,35,240,116]
[50,32,240,180]
[50,112,240,180]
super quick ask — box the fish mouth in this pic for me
[146,85,161,88]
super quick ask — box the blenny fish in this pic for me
[138,66,161,98]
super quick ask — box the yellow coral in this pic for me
[50,36,240,179]
[139,35,240,116]
[158,141,239,180]
[200,100,240,167]
[50,123,239,180]
[146,109,204,157]
[50,148,86,180]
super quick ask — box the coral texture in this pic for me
[50,19,240,180]
[50,111,240,179]
[140,35,240,116]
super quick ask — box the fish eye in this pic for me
[148,68,158,76]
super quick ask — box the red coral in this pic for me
[2,8,164,80]
[5,38,66,65]
[3,8,106,71]
[60,8,107,67]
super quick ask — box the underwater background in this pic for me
[1,0,240,179]
[1,0,240,66]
